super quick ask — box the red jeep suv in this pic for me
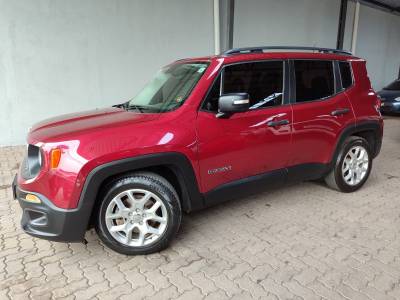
[13,46,383,255]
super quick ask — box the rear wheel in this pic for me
[325,136,372,192]
[95,172,181,255]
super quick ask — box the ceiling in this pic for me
[376,0,400,8]
[361,0,400,13]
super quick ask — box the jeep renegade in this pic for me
[12,46,383,255]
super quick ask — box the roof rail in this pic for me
[222,46,353,56]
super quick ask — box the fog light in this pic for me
[25,194,41,204]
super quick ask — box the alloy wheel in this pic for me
[341,145,369,186]
[105,189,168,247]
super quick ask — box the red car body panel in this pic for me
[17,52,382,211]
[290,85,355,165]
[19,109,201,209]
[197,106,292,192]
[347,60,382,124]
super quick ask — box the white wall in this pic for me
[233,0,341,48]
[233,0,400,91]
[355,4,400,90]
[0,0,214,145]
[2,0,400,146]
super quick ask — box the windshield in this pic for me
[384,80,400,91]
[127,62,208,113]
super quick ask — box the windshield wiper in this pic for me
[113,102,146,113]
[112,102,128,109]
[126,104,145,113]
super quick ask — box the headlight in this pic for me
[394,97,400,102]
[21,145,43,179]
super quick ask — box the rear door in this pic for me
[196,60,292,193]
[289,59,355,175]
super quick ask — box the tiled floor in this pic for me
[1,117,400,299]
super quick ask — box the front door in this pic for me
[196,60,293,194]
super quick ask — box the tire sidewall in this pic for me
[334,138,372,192]
[96,175,181,255]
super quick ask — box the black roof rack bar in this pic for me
[223,46,353,56]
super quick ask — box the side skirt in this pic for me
[203,163,329,208]
[287,163,330,182]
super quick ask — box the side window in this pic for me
[202,61,284,112]
[224,61,283,109]
[202,74,221,112]
[339,61,353,89]
[294,60,335,102]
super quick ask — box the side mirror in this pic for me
[217,93,249,118]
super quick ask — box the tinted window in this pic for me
[202,74,221,112]
[224,61,283,109]
[294,60,334,102]
[339,61,353,89]
[202,61,284,112]
[384,80,400,91]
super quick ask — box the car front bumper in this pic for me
[12,174,88,242]
[380,101,400,113]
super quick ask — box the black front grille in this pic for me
[21,145,42,179]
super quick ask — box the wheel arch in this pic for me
[331,121,382,167]
[76,152,204,233]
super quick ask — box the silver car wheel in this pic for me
[105,189,168,247]
[341,145,369,186]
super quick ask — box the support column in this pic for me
[351,1,360,54]
[227,0,235,50]
[213,0,221,54]
[336,0,348,50]
[215,0,235,53]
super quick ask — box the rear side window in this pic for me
[294,60,335,102]
[339,61,353,89]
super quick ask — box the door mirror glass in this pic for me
[218,93,249,117]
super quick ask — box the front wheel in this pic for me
[95,172,181,255]
[325,136,372,192]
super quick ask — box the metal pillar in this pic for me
[336,0,348,50]
[227,0,235,50]
[351,1,360,54]
[217,0,235,53]
[214,0,220,54]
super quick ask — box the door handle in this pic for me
[267,119,289,127]
[331,108,350,116]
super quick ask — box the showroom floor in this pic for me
[1,117,399,300]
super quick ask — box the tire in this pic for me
[95,172,181,255]
[325,136,372,192]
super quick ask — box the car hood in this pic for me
[28,107,160,144]
[377,89,400,101]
